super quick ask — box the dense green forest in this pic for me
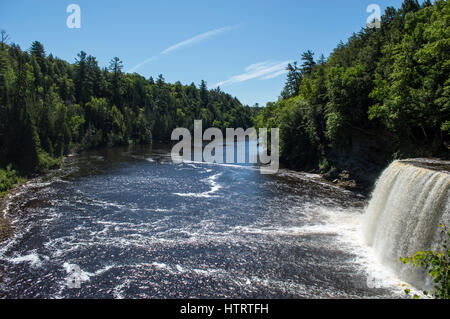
[0,36,255,192]
[1,0,449,195]
[256,0,449,187]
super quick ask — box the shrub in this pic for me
[0,165,26,197]
[400,224,450,299]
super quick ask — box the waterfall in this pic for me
[362,159,450,288]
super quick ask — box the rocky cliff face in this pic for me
[324,126,396,193]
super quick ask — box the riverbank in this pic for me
[0,181,25,243]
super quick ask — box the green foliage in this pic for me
[370,0,450,146]
[281,62,302,99]
[37,150,61,172]
[400,224,450,299]
[258,0,450,174]
[325,64,371,148]
[0,39,253,176]
[0,165,25,198]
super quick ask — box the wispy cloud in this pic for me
[127,25,236,73]
[161,26,234,55]
[213,60,291,87]
[127,56,159,73]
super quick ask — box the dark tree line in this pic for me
[0,38,254,175]
[256,0,449,182]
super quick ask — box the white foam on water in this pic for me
[234,203,413,297]
[174,173,223,198]
[62,262,115,282]
[321,206,421,297]
[153,208,173,213]
[181,159,259,171]
[7,250,45,268]
[175,264,185,272]
[112,279,130,299]
[233,225,337,237]
[151,262,169,270]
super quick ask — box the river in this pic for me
[0,143,407,298]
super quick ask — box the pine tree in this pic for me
[74,51,87,104]
[108,57,123,109]
[281,62,301,99]
[200,80,208,108]
[300,50,316,76]
[30,41,45,58]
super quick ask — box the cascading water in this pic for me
[362,159,450,289]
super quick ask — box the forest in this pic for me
[1,0,449,194]
[256,0,449,187]
[0,36,255,193]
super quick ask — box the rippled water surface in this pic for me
[0,143,406,298]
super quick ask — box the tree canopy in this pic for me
[257,0,449,182]
[0,39,254,175]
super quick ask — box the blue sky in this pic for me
[0,0,406,106]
